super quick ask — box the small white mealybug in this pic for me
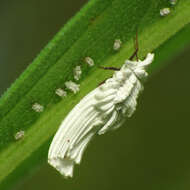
[160,8,170,16]
[65,81,80,94]
[14,130,25,140]
[113,39,122,51]
[48,53,154,178]
[170,0,177,5]
[85,57,94,67]
[73,66,82,81]
[32,103,44,112]
[55,88,67,97]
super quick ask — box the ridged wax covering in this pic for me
[48,53,154,177]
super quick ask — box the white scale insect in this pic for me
[14,130,25,140]
[160,8,170,17]
[48,38,155,178]
[170,0,177,5]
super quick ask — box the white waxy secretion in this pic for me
[73,66,82,81]
[170,0,177,5]
[32,103,44,112]
[48,53,154,178]
[65,81,80,94]
[55,88,67,97]
[14,130,25,140]
[85,57,94,67]
[113,39,122,51]
[160,8,170,16]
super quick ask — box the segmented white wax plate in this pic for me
[48,53,154,177]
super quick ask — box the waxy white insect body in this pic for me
[55,88,67,97]
[73,66,82,81]
[65,81,80,94]
[48,53,154,178]
[113,39,122,51]
[85,57,94,67]
[160,8,170,16]
[14,130,25,140]
[170,0,177,5]
[32,103,44,112]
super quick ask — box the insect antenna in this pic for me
[129,31,139,61]
[99,66,120,71]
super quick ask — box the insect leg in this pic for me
[98,78,109,86]
[129,31,139,61]
[99,66,120,71]
[98,66,119,86]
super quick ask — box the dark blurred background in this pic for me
[0,1,190,190]
[0,0,87,95]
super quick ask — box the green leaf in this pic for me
[0,0,190,189]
